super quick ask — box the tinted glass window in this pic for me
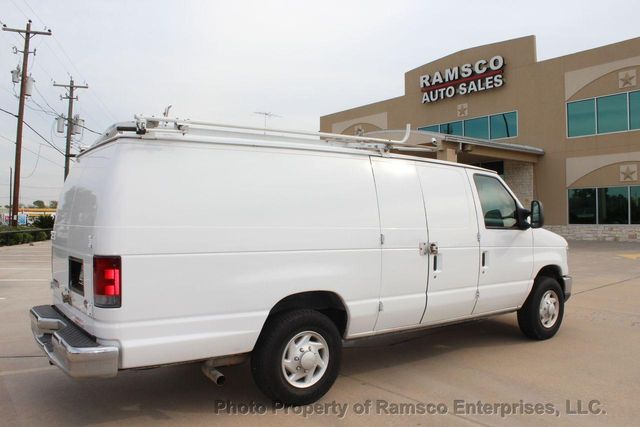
[440,121,463,136]
[567,99,596,137]
[418,125,439,133]
[464,117,489,139]
[598,187,629,224]
[597,93,628,133]
[568,188,597,224]
[631,186,640,224]
[629,91,640,130]
[473,175,518,228]
[489,112,517,139]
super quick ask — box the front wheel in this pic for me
[251,309,342,405]
[517,276,564,340]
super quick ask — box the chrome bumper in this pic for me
[562,275,573,301]
[30,305,119,378]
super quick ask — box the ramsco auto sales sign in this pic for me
[420,55,505,104]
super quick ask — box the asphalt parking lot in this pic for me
[1,240,639,426]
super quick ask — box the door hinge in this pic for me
[477,232,481,242]
[380,233,385,245]
[475,290,480,299]
[378,301,384,312]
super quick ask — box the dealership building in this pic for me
[320,36,640,241]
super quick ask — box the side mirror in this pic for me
[530,200,544,228]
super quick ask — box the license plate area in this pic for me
[69,257,84,295]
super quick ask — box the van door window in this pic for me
[473,174,518,228]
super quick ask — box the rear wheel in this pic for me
[251,309,341,405]
[517,276,564,340]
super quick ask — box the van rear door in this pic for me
[51,143,116,317]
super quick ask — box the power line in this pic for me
[0,134,64,168]
[0,106,66,157]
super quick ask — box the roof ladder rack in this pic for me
[133,115,438,155]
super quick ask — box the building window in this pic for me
[629,91,640,130]
[464,117,489,139]
[567,99,596,137]
[489,112,518,139]
[440,121,463,136]
[418,111,517,140]
[568,186,639,224]
[597,94,628,133]
[631,186,640,224]
[567,90,640,137]
[419,124,439,133]
[474,161,504,176]
[597,187,629,224]
[568,188,597,224]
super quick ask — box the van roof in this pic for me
[84,117,499,174]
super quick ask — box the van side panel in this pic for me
[57,139,382,368]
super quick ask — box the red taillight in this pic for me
[93,256,121,308]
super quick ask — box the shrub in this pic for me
[7,233,24,245]
[33,215,55,229]
[22,233,34,243]
[35,231,47,241]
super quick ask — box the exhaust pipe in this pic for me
[201,360,225,385]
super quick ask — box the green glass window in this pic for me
[464,117,489,139]
[597,93,628,133]
[473,174,518,228]
[418,125,439,133]
[630,186,640,224]
[597,187,629,224]
[567,99,595,137]
[489,112,517,139]
[440,121,463,136]
[568,188,596,224]
[629,91,640,130]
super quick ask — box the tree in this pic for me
[33,200,45,208]
[49,200,58,209]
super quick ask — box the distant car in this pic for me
[31,116,571,405]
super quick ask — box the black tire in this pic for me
[517,276,564,340]
[251,309,342,405]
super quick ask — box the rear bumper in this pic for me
[30,305,119,378]
[562,275,573,302]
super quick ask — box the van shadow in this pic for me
[341,315,526,376]
[22,316,525,425]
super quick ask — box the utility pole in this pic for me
[54,78,88,179]
[8,167,12,225]
[2,20,52,226]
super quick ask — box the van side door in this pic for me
[468,172,533,314]
[417,163,480,324]
[371,158,429,331]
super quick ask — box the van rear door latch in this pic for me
[419,242,438,256]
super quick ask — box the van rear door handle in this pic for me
[429,242,438,255]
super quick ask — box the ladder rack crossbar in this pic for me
[134,115,413,147]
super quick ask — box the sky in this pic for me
[1,0,640,206]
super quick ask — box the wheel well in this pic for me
[267,291,348,337]
[536,265,564,294]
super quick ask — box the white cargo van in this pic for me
[31,116,571,405]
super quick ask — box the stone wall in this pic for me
[503,160,534,206]
[545,225,640,242]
